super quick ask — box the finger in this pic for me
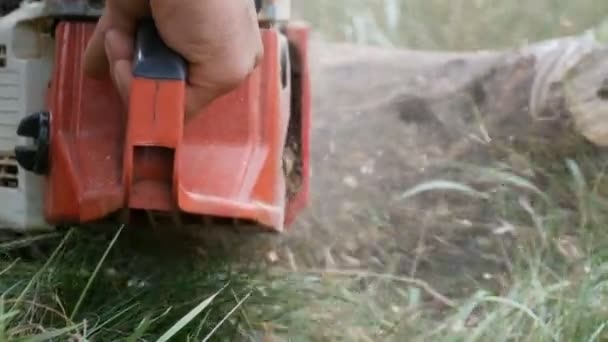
[151,0,263,116]
[83,12,112,78]
[112,60,133,105]
[83,0,148,79]
[184,78,221,120]
[105,28,134,63]
[105,30,134,105]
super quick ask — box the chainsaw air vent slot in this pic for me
[280,40,288,89]
[129,146,176,211]
[0,45,6,68]
[0,153,19,188]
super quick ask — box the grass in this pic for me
[3,1,608,341]
[395,151,608,341]
[6,152,608,341]
[0,227,260,340]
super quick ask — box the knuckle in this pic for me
[218,43,263,90]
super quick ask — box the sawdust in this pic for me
[282,39,305,201]
[283,140,302,200]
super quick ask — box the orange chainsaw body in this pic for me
[41,21,311,231]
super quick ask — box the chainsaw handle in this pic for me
[132,17,187,81]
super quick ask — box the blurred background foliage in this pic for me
[294,0,608,50]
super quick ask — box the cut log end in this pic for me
[565,47,608,146]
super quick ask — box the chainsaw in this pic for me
[0,0,311,234]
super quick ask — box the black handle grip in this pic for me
[132,17,187,81]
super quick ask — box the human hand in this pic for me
[83,0,263,118]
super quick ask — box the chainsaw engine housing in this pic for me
[0,1,311,232]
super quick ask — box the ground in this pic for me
[2,1,608,341]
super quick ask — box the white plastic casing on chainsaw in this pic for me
[0,2,53,232]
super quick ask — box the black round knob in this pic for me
[15,111,50,175]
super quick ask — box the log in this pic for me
[309,31,608,162]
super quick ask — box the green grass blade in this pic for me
[70,224,124,320]
[480,296,557,341]
[0,309,19,341]
[10,229,74,314]
[479,168,547,200]
[0,259,20,277]
[399,180,489,200]
[87,302,139,338]
[156,282,230,342]
[126,315,153,342]
[588,322,607,342]
[201,291,252,342]
[0,233,62,252]
[0,294,6,341]
[13,324,81,342]
[566,159,587,191]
